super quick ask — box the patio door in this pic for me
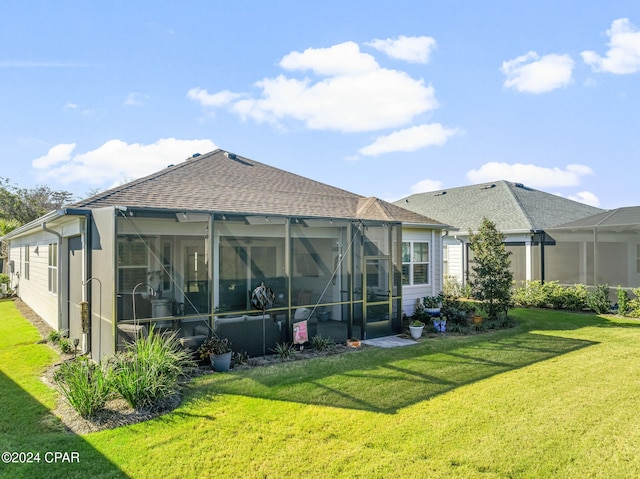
[363,256,392,338]
[181,239,210,315]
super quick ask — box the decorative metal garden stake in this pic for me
[251,282,275,356]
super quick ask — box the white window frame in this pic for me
[23,245,30,280]
[48,243,58,295]
[402,241,430,286]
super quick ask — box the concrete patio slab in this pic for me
[362,335,417,348]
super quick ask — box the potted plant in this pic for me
[432,316,447,333]
[198,336,232,372]
[423,293,443,317]
[409,319,424,339]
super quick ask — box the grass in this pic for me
[3,298,640,478]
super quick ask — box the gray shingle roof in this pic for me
[71,149,442,225]
[394,180,604,233]
[548,206,640,230]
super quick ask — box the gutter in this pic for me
[40,209,93,355]
[41,221,64,334]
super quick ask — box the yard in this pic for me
[2,299,640,478]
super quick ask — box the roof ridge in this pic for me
[73,149,219,207]
[503,181,535,229]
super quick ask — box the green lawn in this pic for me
[2,299,640,478]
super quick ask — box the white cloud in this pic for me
[187,87,243,107]
[410,178,443,194]
[366,35,437,64]
[501,51,574,93]
[582,18,640,74]
[64,102,78,110]
[32,138,217,188]
[567,191,600,207]
[466,162,594,187]
[124,92,149,106]
[358,123,460,156]
[189,41,438,133]
[32,143,77,169]
[280,41,379,75]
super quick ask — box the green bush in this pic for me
[513,281,547,308]
[586,284,612,314]
[47,329,62,343]
[627,288,640,318]
[513,281,590,311]
[617,286,630,316]
[53,357,111,418]
[272,342,297,359]
[310,334,335,352]
[564,284,589,311]
[109,327,194,409]
[58,337,74,354]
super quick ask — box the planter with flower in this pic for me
[198,336,233,372]
[409,319,424,339]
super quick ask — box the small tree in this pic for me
[468,217,513,320]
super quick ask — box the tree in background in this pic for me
[0,178,74,225]
[469,217,514,320]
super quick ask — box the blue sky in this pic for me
[2,1,639,210]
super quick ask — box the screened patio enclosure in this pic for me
[544,207,640,290]
[113,208,402,356]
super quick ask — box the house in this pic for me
[544,206,640,289]
[3,149,445,360]
[395,180,604,286]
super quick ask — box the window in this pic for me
[402,241,430,285]
[23,245,29,280]
[48,243,58,294]
[118,238,148,292]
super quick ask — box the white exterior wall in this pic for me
[9,231,60,329]
[401,226,444,318]
[7,217,84,330]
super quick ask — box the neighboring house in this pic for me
[395,180,604,286]
[545,206,640,289]
[3,149,445,361]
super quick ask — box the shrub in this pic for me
[109,327,194,409]
[53,357,111,418]
[58,337,74,354]
[272,342,297,359]
[48,329,62,343]
[586,284,612,314]
[311,334,335,352]
[564,284,589,311]
[232,350,249,366]
[627,288,640,318]
[617,286,630,316]
[513,281,590,311]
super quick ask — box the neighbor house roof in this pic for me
[394,180,604,234]
[69,149,443,225]
[547,206,640,232]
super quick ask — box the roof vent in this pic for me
[191,153,201,158]
[224,151,237,160]
[434,191,447,196]
[481,183,496,190]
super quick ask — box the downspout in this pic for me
[42,222,64,332]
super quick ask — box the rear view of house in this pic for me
[4,149,445,361]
